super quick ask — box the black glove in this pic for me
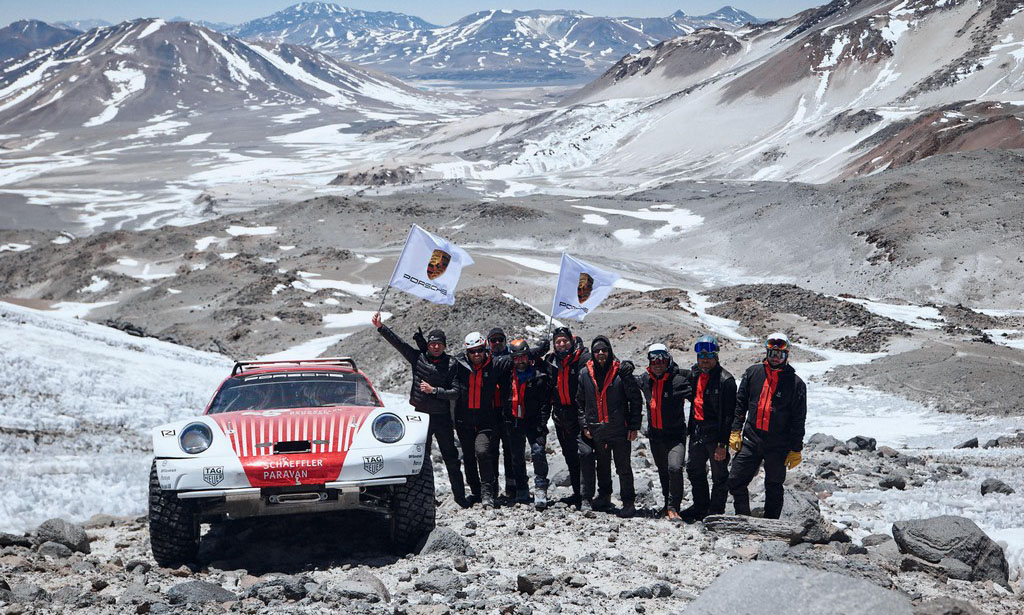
[413,327,428,353]
[619,360,635,376]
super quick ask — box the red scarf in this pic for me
[694,372,709,421]
[587,359,620,423]
[756,362,780,430]
[556,348,581,406]
[647,369,668,429]
[468,356,491,410]
[511,377,527,419]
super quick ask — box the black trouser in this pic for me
[581,432,634,504]
[553,408,581,497]
[492,421,519,495]
[528,427,549,490]
[426,412,466,501]
[503,421,530,495]
[649,435,686,512]
[686,434,730,514]
[456,426,499,498]
[727,443,787,519]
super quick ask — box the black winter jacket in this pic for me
[732,362,807,452]
[508,366,553,436]
[544,343,591,425]
[450,353,512,430]
[687,363,737,447]
[377,324,458,415]
[576,357,643,440]
[637,363,691,440]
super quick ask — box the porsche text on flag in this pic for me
[387,225,474,305]
[550,253,620,321]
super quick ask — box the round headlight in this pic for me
[372,413,405,444]
[179,423,213,454]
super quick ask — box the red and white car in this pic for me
[148,358,433,566]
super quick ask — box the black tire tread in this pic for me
[148,460,199,567]
[391,456,436,552]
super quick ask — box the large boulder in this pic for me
[891,516,1009,587]
[703,514,846,545]
[166,581,237,604]
[685,561,912,614]
[804,433,849,453]
[980,478,1014,496]
[419,526,468,556]
[34,519,90,554]
[845,435,877,452]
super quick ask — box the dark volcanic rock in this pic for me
[685,561,912,614]
[517,567,555,594]
[912,596,983,615]
[37,541,73,559]
[419,526,469,556]
[954,438,978,449]
[414,569,461,595]
[980,478,1014,496]
[845,435,876,452]
[34,519,90,554]
[892,515,1009,587]
[703,513,846,545]
[0,532,32,548]
[166,580,237,604]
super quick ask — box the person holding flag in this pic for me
[370,224,475,508]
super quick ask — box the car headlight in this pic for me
[179,423,213,454]
[372,413,405,443]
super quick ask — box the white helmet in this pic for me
[647,343,671,362]
[765,332,790,350]
[464,331,486,350]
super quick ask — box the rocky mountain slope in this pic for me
[0,18,458,132]
[230,2,763,83]
[0,20,80,61]
[396,0,1024,186]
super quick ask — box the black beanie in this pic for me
[591,336,611,353]
[426,329,446,345]
[487,327,506,341]
[552,326,573,342]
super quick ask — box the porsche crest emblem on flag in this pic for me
[426,249,451,280]
[363,455,384,475]
[577,273,594,303]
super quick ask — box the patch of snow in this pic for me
[177,132,212,146]
[258,333,352,361]
[194,236,221,251]
[582,213,608,225]
[838,297,945,329]
[0,243,31,252]
[78,276,109,294]
[225,225,277,237]
[323,310,390,329]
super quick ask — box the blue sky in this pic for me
[2,1,822,27]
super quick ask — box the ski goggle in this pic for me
[766,348,788,360]
[765,338,789,351]
[647,351,670,363]
[694,341,719,357]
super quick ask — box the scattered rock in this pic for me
[685,561,912,614]
[980,478,1014,496]
[805,433,849,453]
[892,515,1009,587]
[877,446,900,458]
[517,567,555,595]
[34,519,90,554]
[166,581,237,605]
[953,438,978,449]
[704,512,846,545]
[453,556,468,572]
[37,541,73,559]
[414,569,461,595]
[619,586,654,599]
[419,526,469,556]
[0,532,32,548]
[912,596,983,615]
[862,534,893,547]
[845,436,877,452]
[879,474,907,490]
[12,583,50,603]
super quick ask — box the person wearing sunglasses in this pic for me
[543,326,589,508]
[727,332,807,519]
[576,335,643,517]
[505,339,554,509]
[449,331,516,509]
[372,312,468,508]
[637,343,692,521]
[681,334,737,523]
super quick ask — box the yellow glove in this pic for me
[728,431,742,453]
[785,451,802,469]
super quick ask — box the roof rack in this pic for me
[231,357,358,376]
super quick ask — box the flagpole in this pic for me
[378,225,416,314]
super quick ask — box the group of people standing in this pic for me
[370,312,807,521]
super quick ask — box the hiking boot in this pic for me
[534,489,548,510]
[481,486,495,510]
[617,502,636,518]
[515,489,532,505]
[679,505,708,523]
[591,495,612,512]
[580,499,593,513]
[560,494,583,509]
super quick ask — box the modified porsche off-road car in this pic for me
[148,358,433,565]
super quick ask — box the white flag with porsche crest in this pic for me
[550,253,620,321]
[388,225,473,305]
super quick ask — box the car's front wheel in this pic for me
[148,460,199,567]
[390,456,436,553]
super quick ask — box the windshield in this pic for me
[206,371,382,414]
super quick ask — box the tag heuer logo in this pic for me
[203,466,225,486]
[363,455,384,475]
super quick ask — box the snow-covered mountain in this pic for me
[0,19,81,61]
[232,2,763,82]
[0,18,457,131]
[55,19,113,31]
[407,0,1024,186]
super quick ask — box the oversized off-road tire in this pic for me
[148,461,200,567]
[390,456,436,553]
